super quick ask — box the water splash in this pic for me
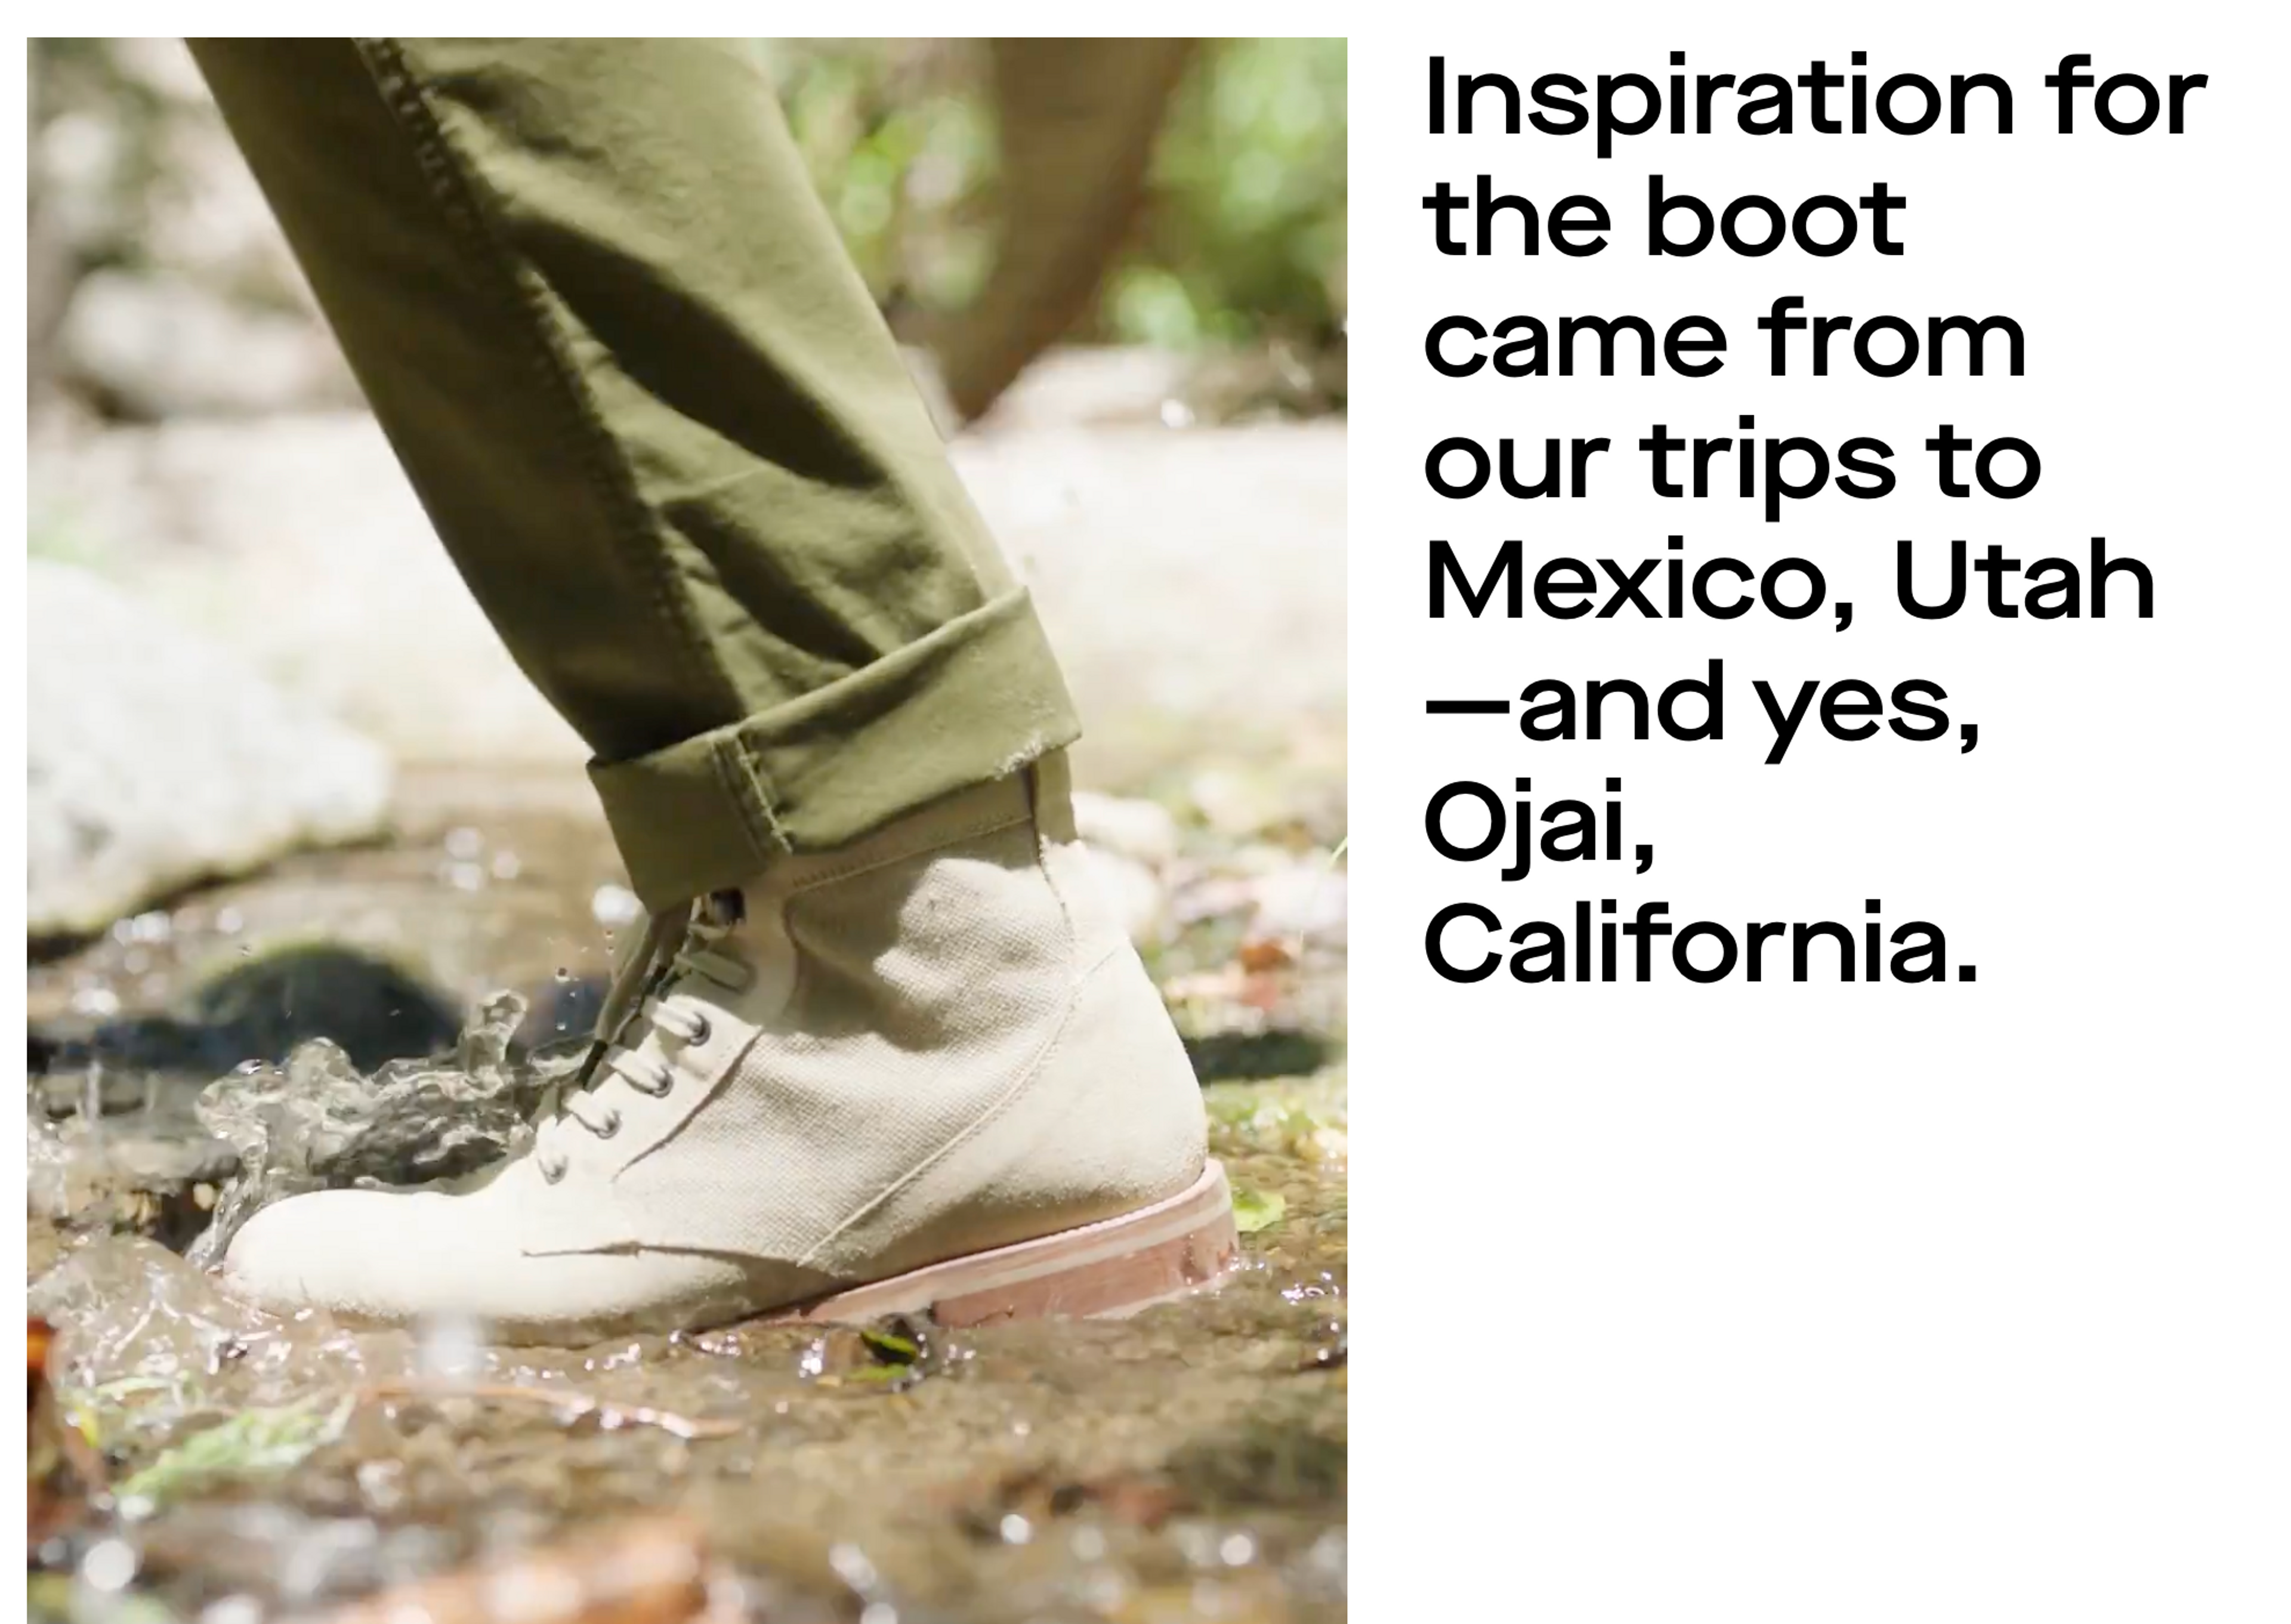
[186,992,582,1269]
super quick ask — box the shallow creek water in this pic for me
[28,769,1347,1623]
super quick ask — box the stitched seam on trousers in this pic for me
[713,739,791,863]
[354,39,752,739]
[795,939,1126,1271]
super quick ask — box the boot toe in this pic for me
[222,1181,830,1341]
[224,1185,502,1324]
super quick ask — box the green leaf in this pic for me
[1232,1187,1287,1234]
[860,1324,921,1366]
[116,1395,353,1509]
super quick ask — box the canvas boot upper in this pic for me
[222,756,1211,1342]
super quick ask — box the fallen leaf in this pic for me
[116,1394,353,1508]
[30,1317,105,1543]
[1236,937,1294,973]
[1231,1188,1287,1234]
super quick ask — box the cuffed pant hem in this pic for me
[589,588,1079,909]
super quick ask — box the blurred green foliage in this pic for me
[1117,39,1348,351]
[764,38,1347,352]
[766,39,999,318]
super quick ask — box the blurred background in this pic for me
[27,41,1348,1619]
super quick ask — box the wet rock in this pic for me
[186,944,462,1072]
[29,561,394,941]
[36,944,463,1092]
[29,1120,239,1253]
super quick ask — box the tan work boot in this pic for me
[221,756,1234,1344]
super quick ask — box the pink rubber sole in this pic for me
[763,1159,1240,1329]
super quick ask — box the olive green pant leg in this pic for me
[187,38,1078,910]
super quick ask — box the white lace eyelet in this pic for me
[685,1014,711,1046]
[539,1154,567,1183]
[593,1109,621,1138]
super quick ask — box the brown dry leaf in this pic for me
[29,1316,105,1545]
[1236,937,1295,974]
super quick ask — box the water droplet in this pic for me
[490,850,523,881]
[415,1312,487,1381]
[79,1536,138,1592]
[1220,1532,1256,1567]
[999,1513,1032,1546]
[828,1543,879,1594]
[202,1593,264,1624]
[591,884,643,928]
[444,826,484,860]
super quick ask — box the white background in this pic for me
[1349,7,2289,1619]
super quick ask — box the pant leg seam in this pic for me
[712,740,791,868]
[352,38,752,738]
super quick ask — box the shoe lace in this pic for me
[532,890,752,1183]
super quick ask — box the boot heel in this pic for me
[768,1160,1240,1328]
